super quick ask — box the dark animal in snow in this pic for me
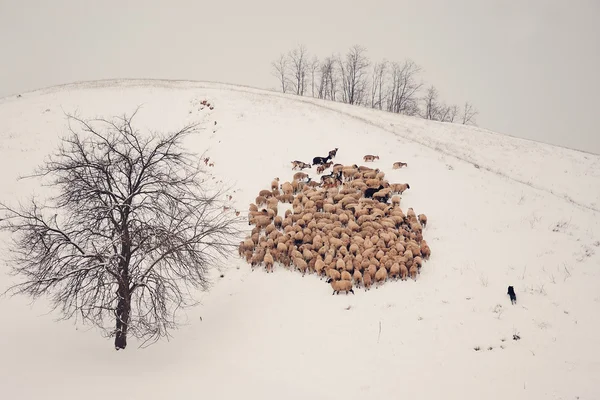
[312,154,332,166]
[507,285,517,305]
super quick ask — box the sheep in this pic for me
[389,183,410,194]
[293,172,309,181]
[374,266,388,287]
[363,154,380,162]
[264,251,274,273]
[418,213,427,228]
[363,271,372,291]
[341,270,352,281]
[392,161,407,169]
[326,268,341,281]
[413,256,423,271]
[407,207,417,220]
[373,189,392,203]
[409,264,418,280]
[241,161,431,291]
[328,148,339,158]
[400,264,408,280]
[293,257,308,276]
[328,278,355,295]
[271,177,280,190]
[420,240,431,260]
[389,263,400,280]
[353,269,363,287]
[315,258,326,278]
[258,189,273,198]
[255,195,267,207]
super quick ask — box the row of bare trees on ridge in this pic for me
[271,44,478,125]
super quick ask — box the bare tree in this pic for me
[0,110,242,350]
[447,104,460,122]
[370,61,387,109]
[387,60,423,115]
[288,44,309,96]
[309,56,320,98]
[462,101,479,125]
[338,45,370,105]
[271,53,289,93]
[317,56,338,101]
[423,85,441,120]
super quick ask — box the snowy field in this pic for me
[0,79,599,400]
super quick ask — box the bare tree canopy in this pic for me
[318,56,338,101]
[462,101,479,125]
[339,45,370,106]
[387,60,423,116]
[0,109,242,350]
[288,44,309,96]
[271,53,289,93]
[269,45,481,125]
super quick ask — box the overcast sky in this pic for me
[1,0,598,154]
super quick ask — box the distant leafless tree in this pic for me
[370,61,387,109]
[309,56,320,98]
[387,60,423,115]
[318,56,338,101]
[0,110,242,350]
[447,104,460,122]
[423,85,441,120]
[269,46,481,125]
[288,44,309,96]
[338,45,370,105]
[271,53,289,93]
[462,102,479,125]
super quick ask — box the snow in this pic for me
[0,79,599,400]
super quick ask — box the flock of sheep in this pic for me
[237,147,431,295]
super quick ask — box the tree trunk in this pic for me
[115,285,131,350]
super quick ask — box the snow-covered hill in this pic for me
[0,79,598,400]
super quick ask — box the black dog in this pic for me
[364,185,385,198]
[507,286,517,305]
[312,154,332,165]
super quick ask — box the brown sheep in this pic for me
[329,279,355,295]
[293,172,309,181]
[241,166,431,291]
[264,251,274,273]
[353,269,363,287]
[259,189,273,198]
[400,264,408,280]
[374,266,388,287]
[389,183,410,194]
[392,161,407,169]
[389,263,400,280]
[271,177,280,190]
[420,240,431,260]
[363,155,380,162]
[409,264,418,280]
[363,271,372,291]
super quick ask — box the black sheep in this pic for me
[364,185,385,198]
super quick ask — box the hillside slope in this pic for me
[0,79,599,400]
